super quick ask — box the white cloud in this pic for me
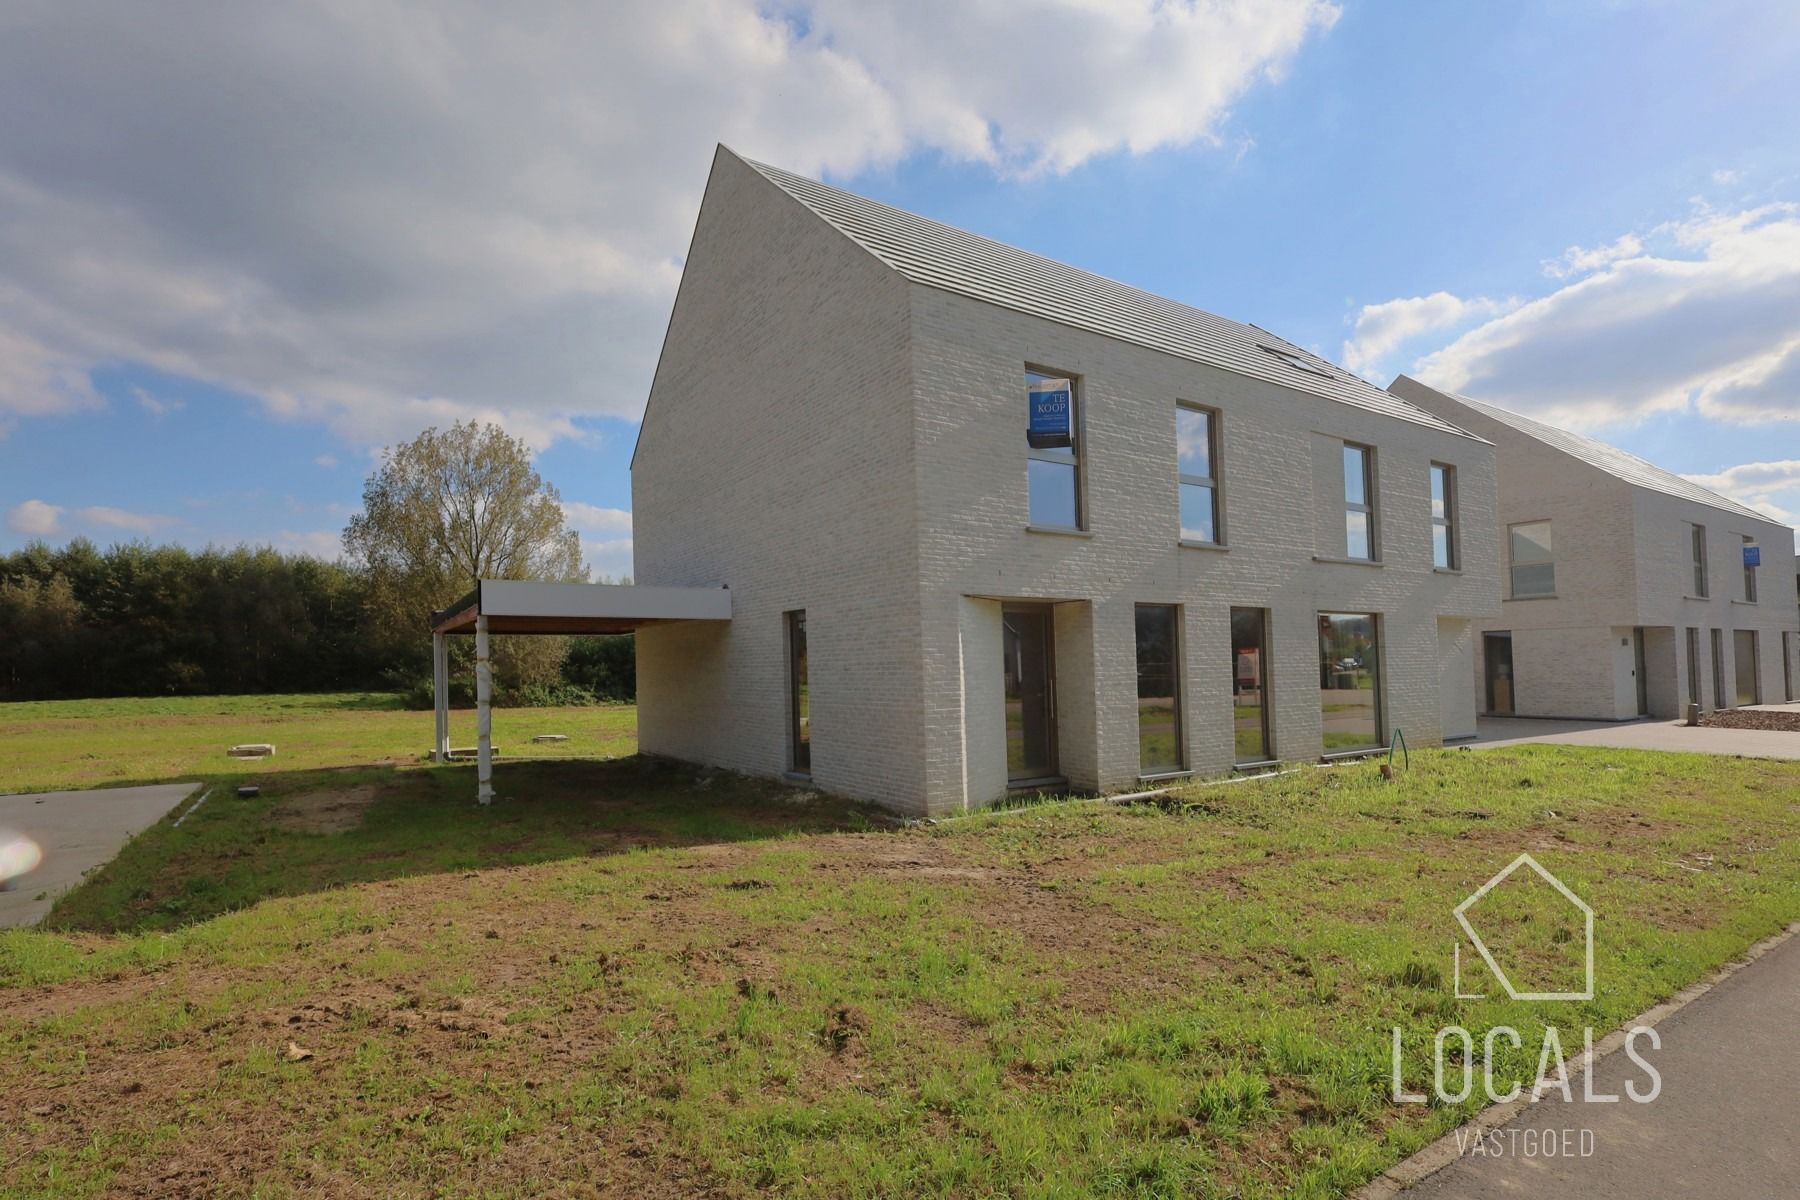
[1341,292,1505,378]
[1681,459,1800,526]
[1712,168,1743,186]
[314,454,338,469]
[273,529,346,560]
[1402,203,1800,430]
[75,505,177,533]
[6,499,62,535]
[560,501,633,534]
[0,1,1337,450]
[1541,233,1644,280]
[580,535,635,583]
[132,386,183,418]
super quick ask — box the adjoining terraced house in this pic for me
[629,146,1501,817]
[1390,376,1799,721]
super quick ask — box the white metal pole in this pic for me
[432,632,450,762]
[474,614,494,804]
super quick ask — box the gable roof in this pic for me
[731,149,1481,442]
[1391,375,1769,523]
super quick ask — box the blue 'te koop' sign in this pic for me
[1744,544,1761,567]
[1028,378,1073,449]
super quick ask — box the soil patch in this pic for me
[1700,709,1800,733]
[269,784,380,834]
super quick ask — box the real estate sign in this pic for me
[1027,377,1073,449]
[1744,544,1761,566]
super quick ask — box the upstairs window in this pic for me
[1176,403,1220,544]
[1430,462,1457,570]
[1743,535,1759,602]
[1691,524,1708,597]
[1509,521,1555,598]
[1026,370,1081,530]
[1343,443,1376,560]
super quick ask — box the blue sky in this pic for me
[4,0,1799,576]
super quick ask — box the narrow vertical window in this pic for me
[1026,369,1081,529]
[1176,404,1220,544]
[1231,607,1272,764]
[1343,443,1375,560]
[1508,521,1554,597]
[1734,630,1760,706]
[1135,605,1182,775]
[1742,535,1758,602]
[1430,463,1457,570]
[1710,628,1726,710]
[1691,524,1708,597]
[1318,613,1382,752]
[1686,627,1701,708]
[786,610,809,774]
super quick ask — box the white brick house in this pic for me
[631,147,1500,816]
[1390,376,1799,721]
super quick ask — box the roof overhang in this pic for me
[430,579,732,636]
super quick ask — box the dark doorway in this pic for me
[1231,607,1272,764]
[1484,632,1515,715]
[1633,627,1649,716]
[1003,606,1057,783]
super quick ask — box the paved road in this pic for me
[0,783,199,927]
[1405,932,1800,1198]
[1470,715,1800,760]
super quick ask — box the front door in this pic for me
[1003,606,1057,782]
[1484,632,1514,715]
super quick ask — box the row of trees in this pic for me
[0,422,635,705]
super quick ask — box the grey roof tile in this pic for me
[733,150,1482,442]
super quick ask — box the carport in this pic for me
[429,579,731,802]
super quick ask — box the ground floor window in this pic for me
[1231,607,1271,763]
[1786,633,1795,702]
[1318,613,1381,752]
[786,610,809,774]
[1484,631,1514,715]
[1710,628,1726,709]
[1686,627,1701,708]
[1135,605,1183,775]
[1003,605,1057,782]
[1734,630,1760,707]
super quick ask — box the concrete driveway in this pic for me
[1469,712,1800,760]
[0,782,199,927]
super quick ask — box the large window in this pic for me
[1318,613,1381,752]
[1231,607,1272,764]
[1177,404,1220,544]
[1691,524,1708,597]
[786,610,809,775]
[1430,463,1457,570]
[1509,521,1555,598]
[1135,605,1183,775]
[1343,443,1376,560]
[1743,535,1758,602]
[1026,369,1081,529]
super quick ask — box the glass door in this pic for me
[1230,607,1271,764]
[1484,633,1514,715]
[1003,606,1057,782]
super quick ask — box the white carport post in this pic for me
[474,613,494,804]
[431,632,450,763]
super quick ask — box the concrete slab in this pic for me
[1402,931,1800,1198]
[0,782,199,927]
[1471,716,1800,760]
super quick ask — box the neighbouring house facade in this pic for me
[1390,376,1799,721]
[630,147,1501,816]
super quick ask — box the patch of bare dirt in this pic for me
[1700,709,1800,733]
[269,784,380,834]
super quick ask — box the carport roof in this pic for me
[430,579,732,636]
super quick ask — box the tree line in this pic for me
[1,422,635,705]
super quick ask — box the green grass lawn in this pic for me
[0,691,636,795]
[5,739,1800,1198]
